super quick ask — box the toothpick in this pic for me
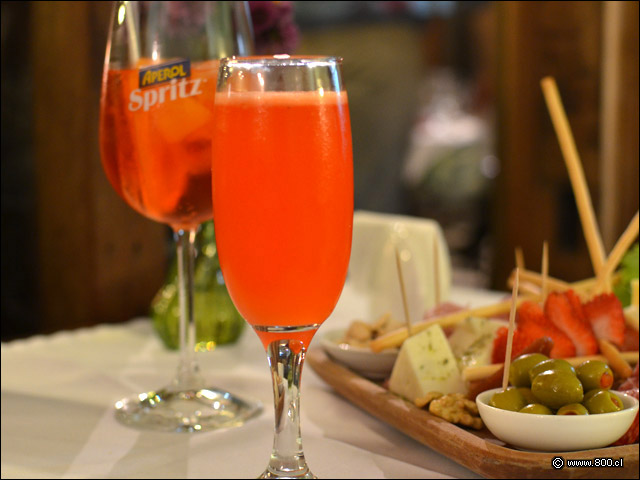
[502,268,520,391]
[541,241,549,299]
[541,77,606,277]
[632,279,639,308]
[512,248,538,295]
[395,246,413,337]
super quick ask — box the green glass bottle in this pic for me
[151,221,245,351]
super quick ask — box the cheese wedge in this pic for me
[448,316,507,369]
[348,211,451,323]
[388,324,466,403]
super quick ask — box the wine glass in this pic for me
[99,1,262,432]
[212,56,353,478]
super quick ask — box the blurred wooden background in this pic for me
[492,1,639,286]
[1,1,638,340]
[2,1,169,340]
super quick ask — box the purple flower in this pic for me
[249,1,300,55]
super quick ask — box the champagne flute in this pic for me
[212,56,353,478]
[99,1,262,432]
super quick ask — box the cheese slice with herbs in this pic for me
[388,324,466,403]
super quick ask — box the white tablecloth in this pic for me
[1,284,504,479]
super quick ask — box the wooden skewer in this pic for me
[632,279,639,308]
[370,294,540,353]
[512,248,537,294]
[508,268,572,292]
[597,211,639,293]
[509,274,620,304]
[502,268,520,390]
[541,242,549,300]
[515,247,525,270]
[540,77,607,277]
[462,351,639,382]
[507,269,619,300]
[517,281,542,296]
[394,246,413,337]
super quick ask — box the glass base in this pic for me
[259,466,317,479]
[114,386,262,433]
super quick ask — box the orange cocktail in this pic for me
[212,55,352,478]
[212,90,353,348]
[100,59,218,231]
[98,1,261,434]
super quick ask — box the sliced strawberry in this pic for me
[583,293,626,348]
[518,300,576,358]
[491,326,535,364]
[563,289,587,321]
[544,291,598,356]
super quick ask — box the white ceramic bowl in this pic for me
[476,388,639,452]
[319,329,398,380]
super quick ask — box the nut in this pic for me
[414,391,443,409]
[340,314,403,348]
[428,393,484,430]
[342,320,372,345]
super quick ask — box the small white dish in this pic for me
[319,329,398,380]
[476,388,639,452]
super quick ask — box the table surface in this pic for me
[1,283,505,479]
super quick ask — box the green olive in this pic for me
[531,370,584,410]
[528,358,576,383]
[517,387,537,405]
[556,403,589,415]
[583,388,604,403]
[583,390,624,414]
[576,360,614,391]
[490,387,527,412]
[519,403,553,415]
[509,353,549,387]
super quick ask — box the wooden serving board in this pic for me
[307,347,639,479]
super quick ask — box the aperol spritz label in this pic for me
[139,59,191,88]
[128,59,208,113]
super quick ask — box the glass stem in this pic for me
[262,339,314,479]
[173,227,203,391]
